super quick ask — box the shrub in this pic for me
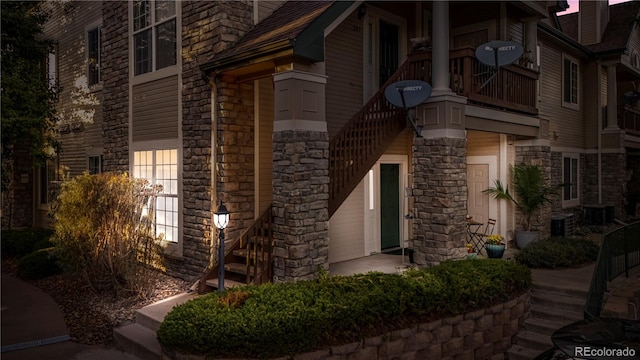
[51,172,165,297]
[17,247,62,280]
[1,228,54,258]
[158,260,531,358]
[515,237,599,268]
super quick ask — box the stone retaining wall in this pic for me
[166,293,530,360]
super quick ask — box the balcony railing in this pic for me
[408,47,539,115]
[619,105,640,135]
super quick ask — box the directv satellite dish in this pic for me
[384,80,432,108]
[475,40,524,69]
[623,91,640,105]
[384,80,432,137]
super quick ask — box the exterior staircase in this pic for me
[506,266,592,360]
[113,292,196,360]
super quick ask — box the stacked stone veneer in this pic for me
[174,1,254,280]
[412,137,467,266]
[101,1,129,173]
[272,131,329,282]
[515,145,551,236]
[167,293,530,360]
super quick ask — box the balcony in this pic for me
[408,47,539,115]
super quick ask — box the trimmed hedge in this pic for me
[17,247,62,280]
[515,237,599,269]
[1,228,54,258]
[158,259,531,358]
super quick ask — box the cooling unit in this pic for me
[551,213,575,237]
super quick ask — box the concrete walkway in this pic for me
[1,274,139,360]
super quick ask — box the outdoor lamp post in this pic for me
[213,201,229,293]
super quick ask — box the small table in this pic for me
[466,219,484,254]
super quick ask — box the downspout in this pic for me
[597,59,602,204]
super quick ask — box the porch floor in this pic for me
[329,253,411,277]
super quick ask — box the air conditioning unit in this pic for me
[551,213,575,237]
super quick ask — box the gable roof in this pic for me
[201,0,354,75]
[558,1,640,54]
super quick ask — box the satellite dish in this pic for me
[475,40,524,68]
[384,80,432,108]
[623,91,640,105]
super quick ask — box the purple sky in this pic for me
[558,0,631,15]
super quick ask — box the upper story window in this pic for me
[87,26,101,86]
[47,46,58,90]
[132,0,176,76]
[562,54,579,109]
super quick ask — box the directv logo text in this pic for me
[402,86,422,91]
[485,45,517,51]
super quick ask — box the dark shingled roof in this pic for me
[558,1,640,54]
[212,0,334,63]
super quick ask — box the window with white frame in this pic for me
[88,155,103,174]
[39,160,56,206]
[132,0,177,76]
[47,47,58,90]
[133,149,179,242]
[562,54,579,109]
[87,26,101,86]
[562,155,579,207]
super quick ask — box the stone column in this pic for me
[412,94,467,266]
[272,70,329,282]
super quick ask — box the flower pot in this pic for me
[467,253,477,259]
[485,244,505,259]
[515,230,540,249]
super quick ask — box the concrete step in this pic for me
[514,330,553,350]
[531,283,589,299]
[523,317,568,337]
[530,292,586,313]
[506,344,546,360]
[205,278,246,289]
[113,323,161,360]
[135,292,197,332]
[530,305,584,324]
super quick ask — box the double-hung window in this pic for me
[133,149,179,243]
[39,160,56,206]
[562,155,579,207]
[88,155,103,175]
[87,26,101,86]
[562,54,579,109]
[132,0,177,76]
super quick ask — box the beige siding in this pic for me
[538,42,584,148]
[132,76,179,142]
[325,10,363,138]
[467,131,499,156]
[256,0,284,22]
[42,1,104,177]
[257,78,273,215]
[506,17,524,46]
[329,179,365,263]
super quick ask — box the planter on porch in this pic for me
[485,244,506,259]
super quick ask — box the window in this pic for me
[563,155,579,207]
[87,26,101,86]
[39,160,56,206]
[133,149,179,243]
[562,54,579,108]
[47,47,58,90]
[88,155,103,174]
[132,0,176,76]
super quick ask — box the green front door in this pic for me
[380,164,400,250]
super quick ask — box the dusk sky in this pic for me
[558,0,632,15]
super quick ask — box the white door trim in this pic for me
[467,155,499,238]
[365,154,409,255]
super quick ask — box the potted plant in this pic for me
[466,243,476,259]
[484,164,557,249]
[484,234,505,258]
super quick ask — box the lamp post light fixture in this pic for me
[213,201,230,293]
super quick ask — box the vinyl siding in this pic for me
[257,0,284,23]
[329,179,365,263]
[538,42,584,148]
[257,78,273,215]
[467,131,499,156]
[582,61,600,148]
[42,1,104,177]
[579,1,598,45]
[132,75,179,142]
[325,10,363,139]
[506,17,524,46]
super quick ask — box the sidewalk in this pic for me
[1,274,139,360]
